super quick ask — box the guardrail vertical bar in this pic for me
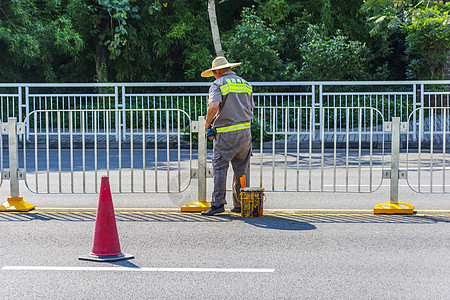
[370,109,373,191]
[166,110,170,192]
[57,111,62,193]
[272,107,275,191]
[154,110,158,192]
[94,112,98,193]
[319,85,323,142]
[34,114,38,192]
[106,112,110,178]
[443,108,446,193]
[177,110,181,192]
[420,84,424,140]
[333,108,337,192]
[358,108,362,192]
[18,87,22,122]
[25,87,29,140]
[116,87,120,141]
[418,109,422,192]
[118,111,122,193]
[413,84,417,139]
[260,107,264,188]
[320,107,325,192]
[143,110,147,193]
[345,108,349,192]
[390,117,400,204]
[82,111,86,193]
[122,87,126,141]
[309,107,313,191]
[430,108,434,193]
[284,107,288,191]
[130,110,134,193]
[46,111,50,193]
[69,111,74,193]
[198,116,207,202]
[297,107,300,191]
[312,85,315,142]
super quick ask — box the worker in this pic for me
[200,56,254,216]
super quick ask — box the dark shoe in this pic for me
[201,204,225,216]
[230,207,241,213]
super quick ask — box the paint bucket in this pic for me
[240,187,265,218]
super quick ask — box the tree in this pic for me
[361,0,450,79]
[208,0,223,56]
[67,0,140,83]
[0,0,84,82]
[294,24,377,81]
[224,7,285,81]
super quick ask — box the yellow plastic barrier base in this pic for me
[373,202,414,215]
[181,200,211,212]
[0,197,35,212]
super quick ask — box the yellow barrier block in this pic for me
[0,197,35,212]
[181,200,211,212]
[373,202,414,215]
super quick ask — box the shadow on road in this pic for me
[108,260,141,269]
[3,212,450,226]
[240,215,317,231]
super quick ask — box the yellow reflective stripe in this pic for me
[221,84,252,94]
[220,83,252,95]
[216,122,251,133]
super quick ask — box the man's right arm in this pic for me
[205,83,222,128]
[205,101,220,129]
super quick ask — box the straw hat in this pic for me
[201,56,241,77]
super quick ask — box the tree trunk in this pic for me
[94,35,108,84]
[208,0,223,57]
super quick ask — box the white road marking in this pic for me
[1,266,275,273]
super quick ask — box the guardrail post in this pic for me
[181,116,211,212]
[198,116,207,202]
[390,117,400,204]
[0,117,34,211]
[374,117,413,214]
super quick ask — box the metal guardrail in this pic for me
[250,107,386,192]
[21,109,192,194]
[0,104,448,213]
[407,107,450,193]
[2,81,450,139]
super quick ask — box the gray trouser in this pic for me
[212,128,251,207]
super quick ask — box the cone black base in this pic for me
[79,253,134,262]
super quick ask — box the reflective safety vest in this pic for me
[208,71,254,129]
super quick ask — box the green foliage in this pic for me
[0,0,85,82]
[402,4,450,79]
[293,24,376,81]
[362,0,450,80]
[1,0,447,83]
[224,7,286,81]
[258,0,291,24]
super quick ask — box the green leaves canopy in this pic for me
[0,0,449,82]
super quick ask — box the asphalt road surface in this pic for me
[1,147,450,299]
[1,211,450,299]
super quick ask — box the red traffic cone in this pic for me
[79,176,134,262]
